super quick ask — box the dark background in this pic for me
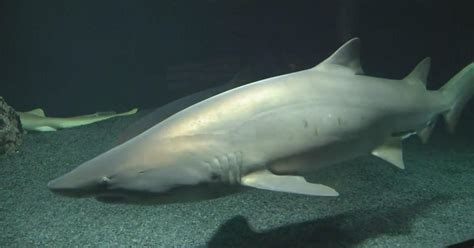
[1,0,473,116]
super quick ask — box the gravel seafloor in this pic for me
[1,109,473,248]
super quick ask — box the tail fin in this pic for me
[440,63,474,133]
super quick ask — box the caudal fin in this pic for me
[440,63,474,133]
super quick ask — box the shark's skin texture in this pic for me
[19,108,138,132]
[47,38,474,204]
[116,82,237,145]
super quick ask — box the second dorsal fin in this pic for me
[313,38,364,75]
[404,57,431,88]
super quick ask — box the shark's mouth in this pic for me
[92,183,245,205]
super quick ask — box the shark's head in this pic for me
[47,136,238,204]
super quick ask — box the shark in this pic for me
[18,108,138,132]
[47,38,473,204]
[116,78,241,144]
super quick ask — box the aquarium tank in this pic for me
[0,0,472,247]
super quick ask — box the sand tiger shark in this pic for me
[47,38,473,204]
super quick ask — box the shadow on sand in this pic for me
[207,196,451,248]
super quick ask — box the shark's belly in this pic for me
[226,102,387,172]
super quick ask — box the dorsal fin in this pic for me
[26,108,46,117]
[314,37,364,75]
[404,57,431,88]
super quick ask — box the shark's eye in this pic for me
[100,176,111,185]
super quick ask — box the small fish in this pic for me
[19,108,137,132]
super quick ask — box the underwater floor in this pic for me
[1,110,473,247]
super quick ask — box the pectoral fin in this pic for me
[372,137,405,169]
[241,170,339,196]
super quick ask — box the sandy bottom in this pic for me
[1,110,473,247]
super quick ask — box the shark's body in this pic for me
[48,38,473,203]
[116,81,239,144]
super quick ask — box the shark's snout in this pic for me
[47,179,81,197]
[47,149,123,198]
[47,174,106,198]
[46,135,227,204]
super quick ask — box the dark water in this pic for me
[1,0,472,117]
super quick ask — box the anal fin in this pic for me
[372,137,404,169]
[241,170,339,196]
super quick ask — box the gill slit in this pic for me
[205,151,244,185]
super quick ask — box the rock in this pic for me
[0,97,24,155]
